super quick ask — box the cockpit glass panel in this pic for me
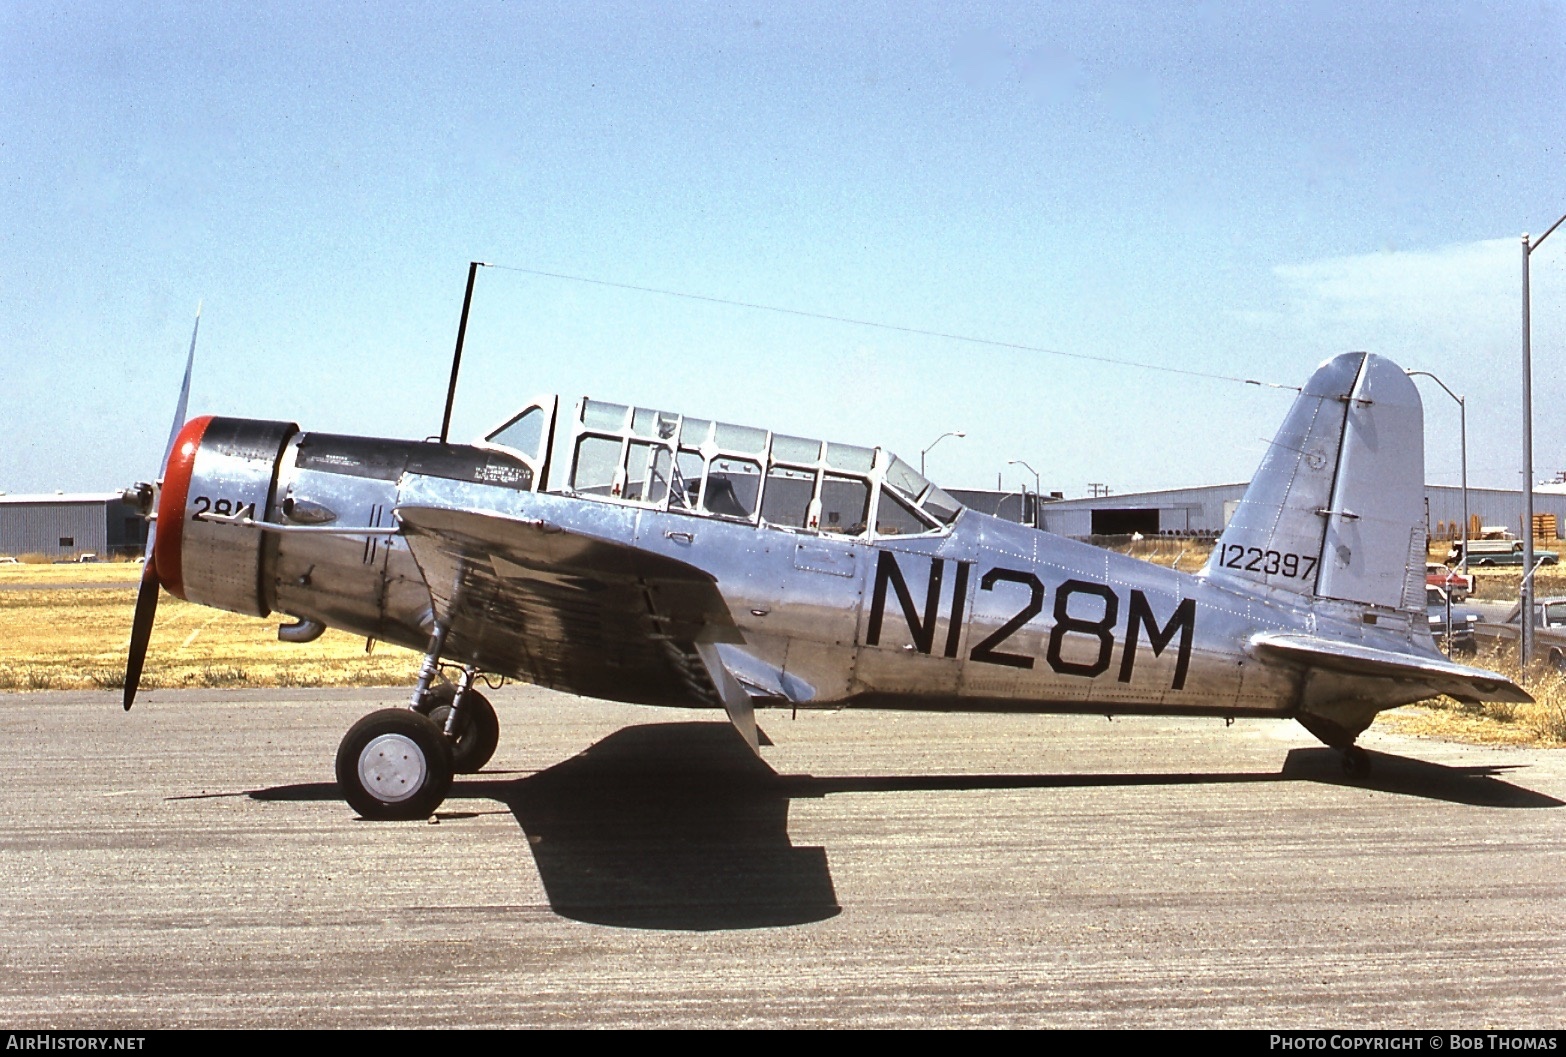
[771,435,822,465]
[583,400,629,431]
[571,435,622,495]
[875,489,936,537]
[670,450,704,510]
[623,441,671,505]
[487,407,545,458]
[713,422,767,455]
[630,407,680,440]
[821,474,871,536]
[884,456,931,502]
[825,443,875,473]
[706,458,762,518]
[681,418,713,446]
[921,484,963,524]
[761,465,816,528]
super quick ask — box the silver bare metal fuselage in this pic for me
[230,432,1428,725]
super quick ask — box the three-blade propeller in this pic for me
[123,306,200,711]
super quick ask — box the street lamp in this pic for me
[920,430,965,476]
[1521,211,1566,666]
[1405,370,1469,581]
[1008,459,1041,528]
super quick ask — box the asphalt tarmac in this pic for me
[1,685,1563,1029]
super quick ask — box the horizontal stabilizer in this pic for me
[1250,632,1532,704]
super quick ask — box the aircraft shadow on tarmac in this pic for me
[249,722,1562,931]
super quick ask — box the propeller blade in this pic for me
[123,303,200,711]
[162,302,199,466]
[124,556,160,711]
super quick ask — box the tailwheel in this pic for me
[415,684,500,774]
[1340,745,1372,780]
[336,708,454,820]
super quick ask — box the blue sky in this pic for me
[4,2,1565,497]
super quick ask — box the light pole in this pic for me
[1008,459,1041,528]
[920,430,965,477]
[1521,211,1566,666]
[1405,370,1469,581]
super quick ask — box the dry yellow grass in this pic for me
[1115,537,1211,573]
[1383,643,1566,748]
[0,564,420,692]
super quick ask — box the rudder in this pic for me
[1203,352,1425,612]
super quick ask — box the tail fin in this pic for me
[1203,352,1425,612]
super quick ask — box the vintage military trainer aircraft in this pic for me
[120,347,1530,819]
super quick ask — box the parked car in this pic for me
[1425,562,1472,600]
[1445,539,1560,567]
[1426,586,1478,655]
[1470,596,1566,670]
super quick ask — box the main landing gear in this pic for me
[335,626,500,819]
[414,682,499,774]
[336,708,453,820]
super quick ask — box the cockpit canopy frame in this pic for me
[485,396,962,540]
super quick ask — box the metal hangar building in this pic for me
[0,493,149,560]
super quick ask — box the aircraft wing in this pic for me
[395,505,746,716]
[1249,632,1533,704]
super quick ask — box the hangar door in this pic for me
[1090,508,1159,536]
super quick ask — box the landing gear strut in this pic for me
[334,624,500,817]
[415,679,499,773]
[402,626,503,770]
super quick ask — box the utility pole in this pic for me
[1521,213,1566,665]
[1405,370,1469,581]
[920,430,965,477]
[1008,459,1041,528]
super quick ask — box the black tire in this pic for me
[335,708,453,820]
[1550,648,1566,674]
[414,685,500,773]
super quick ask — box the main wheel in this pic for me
[414,685,500,773]
[336,708,454,820]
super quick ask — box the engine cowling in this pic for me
[156,415,298,616]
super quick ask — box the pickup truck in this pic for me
[1426,562,1472,600]
[1445,540,1560,567]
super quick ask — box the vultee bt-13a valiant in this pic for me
[121,348,1529,818]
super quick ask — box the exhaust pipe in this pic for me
[277,617,326,644]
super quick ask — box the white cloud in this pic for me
[1273,238,1521,345]
[1244,237,1566,490]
